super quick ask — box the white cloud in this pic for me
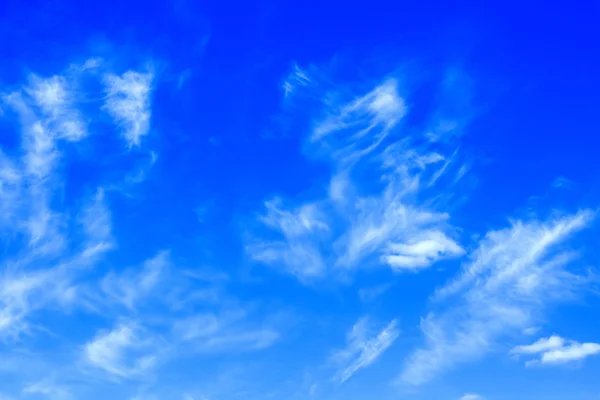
[400,210,594,385]
[0,61,158,348]
[331,317,399,383]
[382,230,464,270]
[523,326,540,336]
[541,342,600,364]
[26,74,86,142]
[460,394,484,400]
[78,188,114,261]
[246,199,329,281]
[552,176,574,189]
[358,283,393,302]
[282,63,311,98]
[172,310,279,353]
[103,70,154,147]
[0,69,105,259]
[101,251,169,311]
[0,268,67,341]
[511,335,565,355]
[311,79,406,166]
[83,321,158,379]
[3,72,87,180]
[511,335,600,365]
[248,76,466,281]
[23,377,72,400]
[0,186,115,341]
[0,151,21,224]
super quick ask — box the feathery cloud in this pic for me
[400,210,594,385]
[83,321,158,379]
[248,74,466,281]
[172,310,280,354]
[23,378,72,400]
[331,317,399,383]
[246,199,329,281]
[282,63,311,98]
[26,74,86,142]
[100,251,169,311]
[103,70,154,148]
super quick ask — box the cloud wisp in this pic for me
[83,321,158,379]
[103,69,154,148]
[331,317,399,384]
[0,59,162,388]
[400,210,595,385]
[172,311,280,354]
[247,70,468,282]
[0,68,123,342]
[459,394,484,400]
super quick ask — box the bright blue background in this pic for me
[0,1,599,399]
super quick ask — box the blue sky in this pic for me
[0,1,599,400]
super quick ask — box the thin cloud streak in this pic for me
[332,317,399,384]
[400,210,595,386]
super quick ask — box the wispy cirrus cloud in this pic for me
[282,63,311,99]
[247,68,468,282]
[172,311,280,353]
[79,188,115,261]
[23,377,73,400]
[100,251,169,311]
[1,73,87,254]
[88,249,282,368]
[511,335,600,366]
[358,283,393,303]
[103,70,154,148]
[0,58,155,357]
[399,210,595,385]
[331,317,399,384]
[25,74,86,142]
[83,321,158,380]
[0,47,291,400]
[0,183,113,342]
[246,198,330,281]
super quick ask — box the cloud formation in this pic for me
[331,317,399,383]
[248,72,467,282]
[103,70,154,148]
[400,210,594,385]
[511,335,600,365]
[84,321,158,379]
[0,67,125,342]
[101,251,169,311]
[282,63,311,98]
[172,312,279,353]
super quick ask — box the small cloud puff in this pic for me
[511,335,600,366]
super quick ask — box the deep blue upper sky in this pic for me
[0,1,599,400]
